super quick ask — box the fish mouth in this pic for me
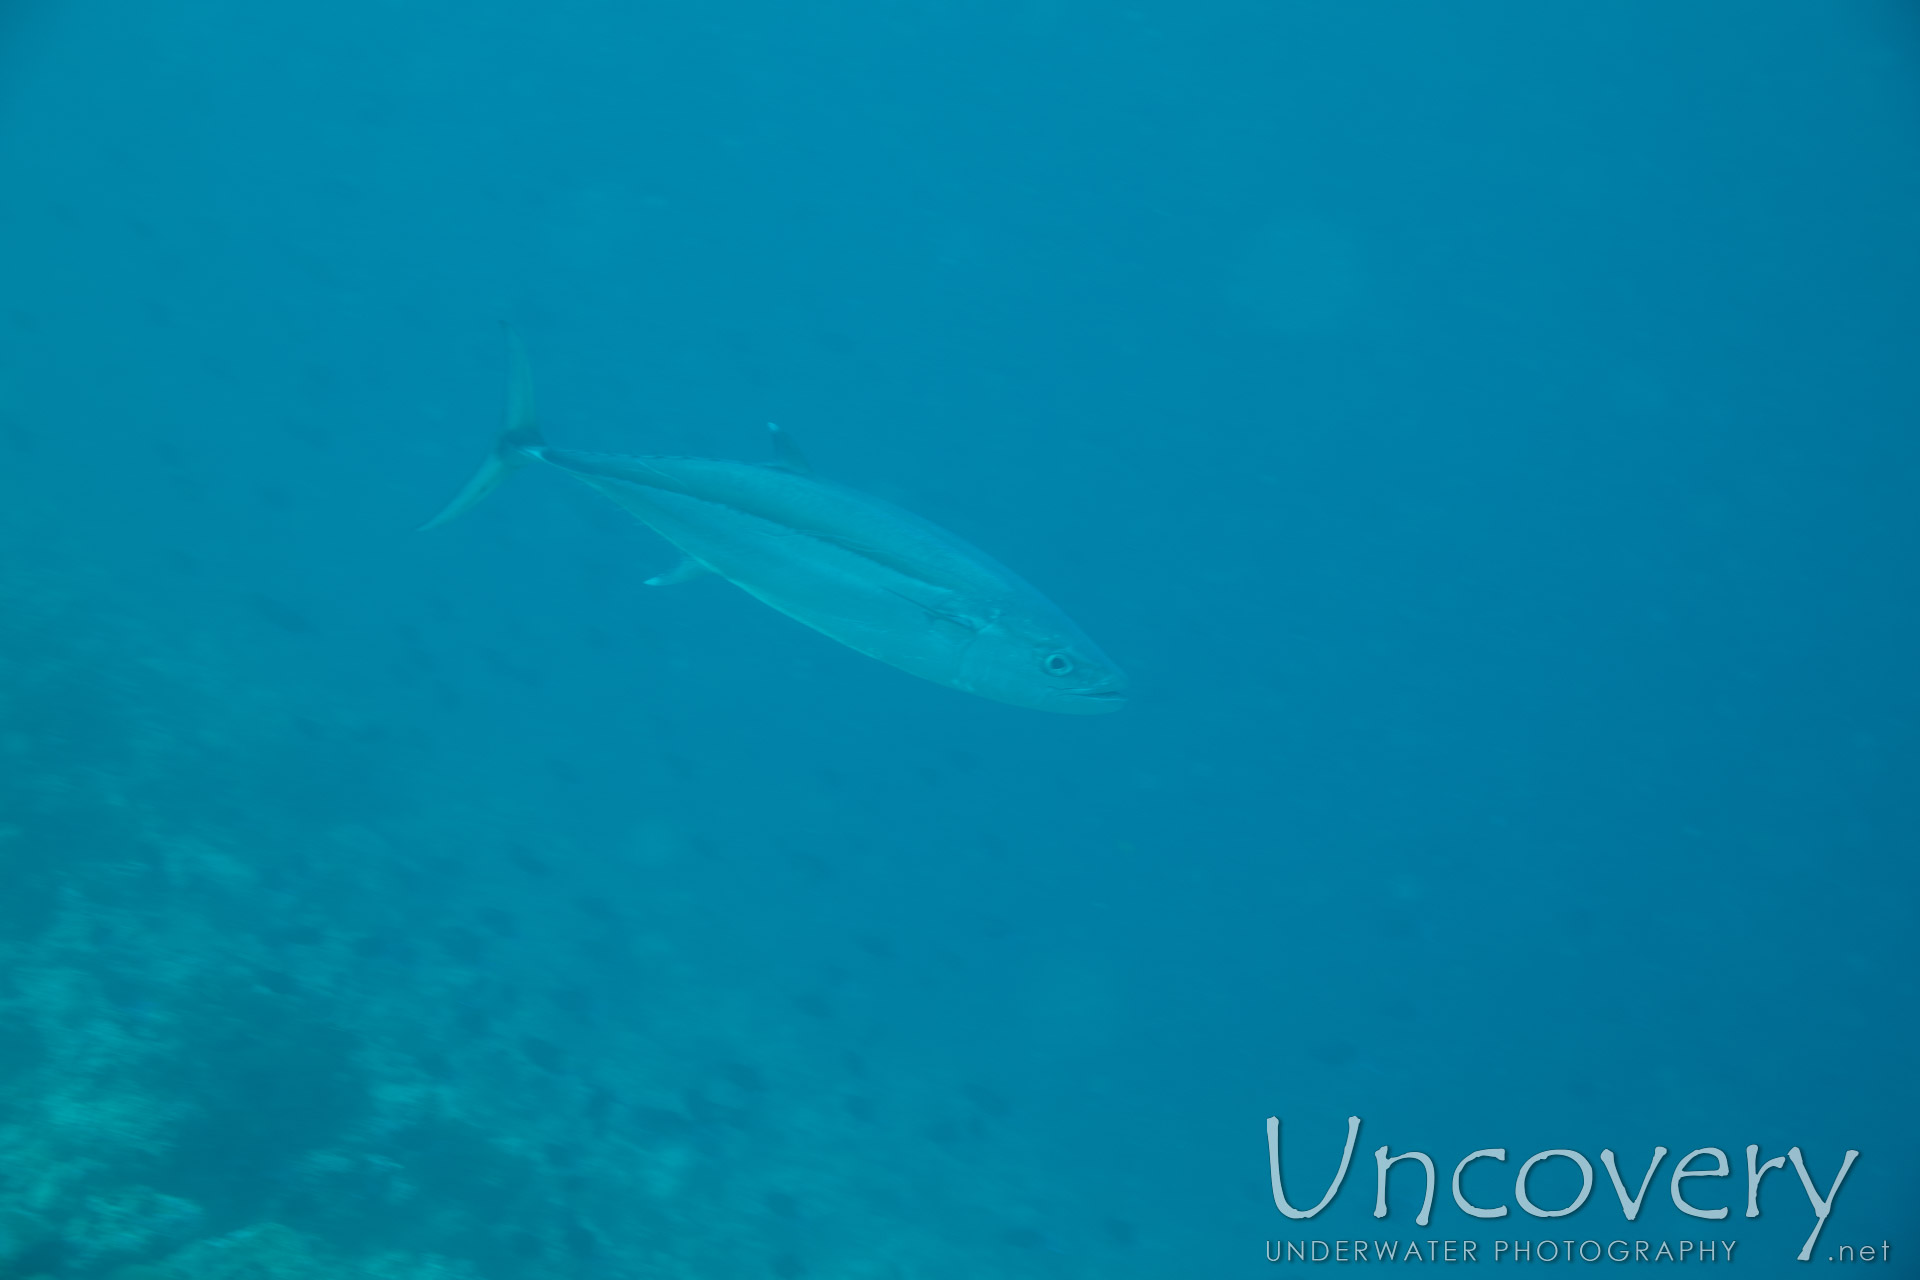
[1071,688,1130,706]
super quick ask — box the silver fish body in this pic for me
[422,337,1128,714]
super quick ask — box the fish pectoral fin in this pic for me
[645,555,712,587]
[884,587,989,632]
[762,422,813,475]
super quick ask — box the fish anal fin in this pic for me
[764,422,813,474]
[646,555,712,587]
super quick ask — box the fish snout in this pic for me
[1065,675,1130,713]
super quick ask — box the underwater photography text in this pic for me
[1266,1117,1871,1263]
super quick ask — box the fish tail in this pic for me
[417,327,548,531]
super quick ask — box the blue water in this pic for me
[1,1,1915,1276]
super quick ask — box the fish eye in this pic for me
[1042,653,1074,676]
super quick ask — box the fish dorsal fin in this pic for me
[764,422,812,474]
[645,555,712,587]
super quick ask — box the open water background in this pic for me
[0,1,1915,1275]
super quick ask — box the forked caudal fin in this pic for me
[417,328,548,531]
